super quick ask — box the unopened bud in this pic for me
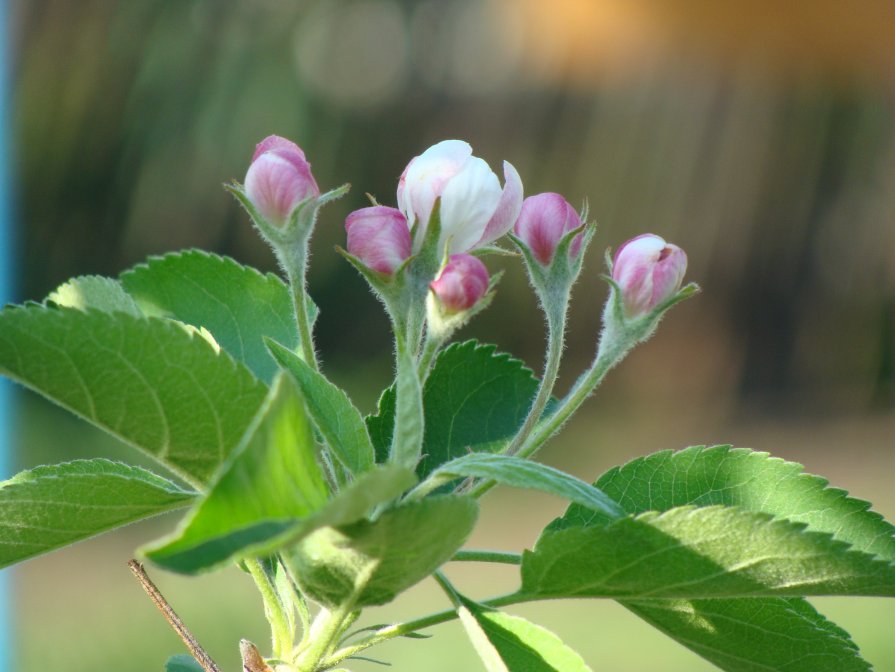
[612,234,687,317]
[514,193,582,265]
[345,206,412,275]
[429,254,490,313]
[244,135,319,227]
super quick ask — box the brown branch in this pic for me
[127,559,222,672]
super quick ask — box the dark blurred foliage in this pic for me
[11,0,895,414]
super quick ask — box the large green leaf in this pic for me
[143,374,329,573]
[267,340,375,476]
[0,306,267,486]
[523,505,895,599]
[625,598,870,672]
[0,459,196,569]
[289,495,478,607]
[458,597,592,672]
[559,445,895,561]
[365,341,540,476]
[121,250,298,384]
[421,454,623,519]
[542,446,886,672]
[47,275,143,316]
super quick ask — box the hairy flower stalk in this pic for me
[501,195,591,458]
[469,233,695,499]
[229,134,349,371]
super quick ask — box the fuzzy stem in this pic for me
[295,603,358,672]
[245,559,294,660]
[280,241,319,372]
[506,286,569,456]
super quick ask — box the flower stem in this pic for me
[505,286,569,456]
[245,559,294,660]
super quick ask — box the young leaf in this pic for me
[0,306,267,486]
[288,495,478,607]
[625,597,870,672]
[145,427,416,572]
[164,655,205,672]
[143,374,329,574]
[47,275,143,316]
[365,341,541,476]
[422,454,623,519]
[266,339,375,475]
[560,445,895,561]
[121,250,298,384]
[458,597,593,672]
[522,506,895,599]
[0,459,196,569]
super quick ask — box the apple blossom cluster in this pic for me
[239,135,689,352]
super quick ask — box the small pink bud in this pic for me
[514,193,582,265]
[430,254,490,313]
[345,206,412,275]
[612,234,688,317]
[244,135,320,226]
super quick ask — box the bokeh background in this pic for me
[6,1,895,670]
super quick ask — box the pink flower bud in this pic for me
[345,206,412,275]
[429,254,490,313]
[244,135,320,226]
[514,193,582,265]
[612,234,688,317]
[398,140,522,254]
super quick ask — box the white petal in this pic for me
[439,156,502,253]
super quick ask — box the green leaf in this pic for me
[523,505,895,598]
[0,306,267,486]
[289,495,478,607]
[422,454,623,519]
[47,275,143,316]
[625,598,870,672]
[560,445,895,561]
[143,374,329,574]
[266,339,374,476]
[164,655,204,672]
[458,597,593,672]
[365,341,541,476]
[0,459,196,569]
[545,446,886,672]
[120,250,298,384]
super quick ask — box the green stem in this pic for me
[451,549,522,565]
[245,559,294,660]
[518,337,626,461]
[468,339,627,500]
[321,591,532,668]
[505,287,569,456]
[277,554,311,645]
[294,603,357,672]
[433,570,462,606]
[290,254,319,372]
[417,332,443,382]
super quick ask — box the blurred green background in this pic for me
[7,0,895,670]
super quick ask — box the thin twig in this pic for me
[127,559,222,672]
